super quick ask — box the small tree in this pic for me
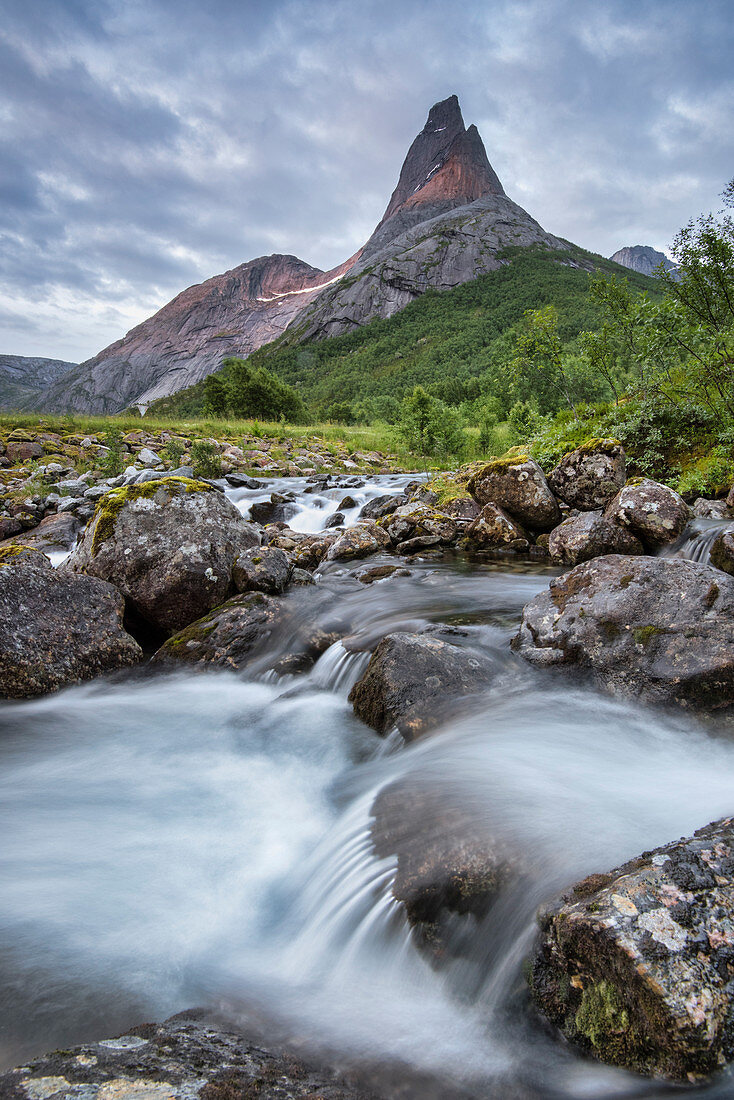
[203,375,228,417]
[507,305,576,410]
[397,386,465,465]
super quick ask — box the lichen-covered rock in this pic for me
[547,439,626,510]
[548,510,643,565]
[0,1011,376,1100]
[0,545,141,698]
[513,554,734,710]
[467,456,560,531]
[152,592,286,670]
[693,498,731,519]
[466,502,529,549]
[0,511,79,555]
[381,503,457,545]
[232,545,292,594]
[604,478,690,550]
[529,816,734,1081]
[349,631,495,739]
[63,477,260,634]
[710,524,734,576]
[440,495,481,522]
[325,521,391,562]
[358,493,405,521]
[371,780,518,954]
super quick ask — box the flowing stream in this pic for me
[2,475,734,1098]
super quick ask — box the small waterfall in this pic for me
[308,641,372,693]
[662,517,732,564]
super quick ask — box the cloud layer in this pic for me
[1,0,732,361]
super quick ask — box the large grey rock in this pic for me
[466,502,529,549]
[547,439,626,510]
[548,510,643,565]
[349,631,495,740]
[232,545,292,594]
[152,592,287,670]
[358,493,405,520]
[325,522,391,561]
[0,1011,375,1099]
[530,815,734,1080]
[710,524,734,576]
[0,511,79,554]
[381,503,457,545]
[513,554,734,710]
[604,478,690,550]
[0,545,141,698]
[63,477,260,634]
[467,456,560,531]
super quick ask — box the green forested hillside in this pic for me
[148,245,657,421]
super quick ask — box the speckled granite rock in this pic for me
[0,1012,377,1099]
[547,439,626,511]
[548,510,643,565]
[529,816,734,1080]
[467,457,560,532]
[604,478,690,551]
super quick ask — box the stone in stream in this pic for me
[604,477,690,550]
[232,545,292,595]
[380,503,457,545]
[0,1011,378,1100]
[466,502,529,550]
[467,455,560,531]
[513,554,734,710]
[0,545,141,698]
[349,631,495,740]
[693,498,731,519]
[358,493,405,520]
[325,510,345,528]
[62,477,261,635]
[710,524,734,576]
[0,511,79,555]
[529,815,734,1081]
[325,522,391,562]
[547,510,643,565]
[547,439,626,510]
[371,780,519,955]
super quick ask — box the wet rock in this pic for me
[0,545,141,698]
[233,546,292,595]
[358,493,405,521]
[0,511,79,555]
[396,534,442,554]
[0,1011,376,1100]
[529,815,734,1081]
[152,592,286,670]
[325,522,391,562]
[381,503,457,545]
[604,478,690,550]
[340,494,358,509]
[250,498,298,525]
[710,524,734,576]
[467,456,560,531]
[0,516,22,540]
[441,496,481,522]
[513,554,734,710]
[349,631,495,739]
[547,439,626,510]
[353,564,412,584]
[693,498,731,519]
[225,471,260,489]
[467,502,529,549]
[63,477,260,634]
[263,529,336,570]
[548,511,643,565]
[325,510,345,528]
[372,780,519,954]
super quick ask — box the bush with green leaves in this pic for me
[99,427,126,476]
[396,386,465,464]
[190,439,222,478]
[162,439,185,469]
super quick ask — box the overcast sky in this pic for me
[2,0,732,362]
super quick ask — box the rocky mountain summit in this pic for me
[0,354,77,410]
[33,96,562,414]
[609,245,678,277]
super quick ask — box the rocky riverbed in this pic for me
[2,431,734,1098]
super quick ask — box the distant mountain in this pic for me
[0,354,77,411]
[609,245,678,278]
[32,95,563,414]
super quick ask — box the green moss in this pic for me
[574,980,634,1061]
[633,624,665,645]
[619,573,634,589]
[0,544,35,565]
[572,437,622,457]
[483,452,529,472]
[91,476,213,556]
[163,618,216,649]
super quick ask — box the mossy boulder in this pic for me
[530,816,734,1080]
[467,457,560,532]
[380,503,457,545]
[513,554,734,710]
[548,510,643,565]
[547,439,626,511]
[0,546,141,698]
[63,477,261,634]
[604,478,690,551]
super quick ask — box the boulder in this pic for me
[152,592,286,670]
[513,554,734,710]
[381,503,457,545]
[728,483,734,509]
[371,780,518,953]
[693,498,731,519]
[0,1012,373,1100]
[467,455,560,531]
[467,502,529,549]
[325,522,391,562]
[710,524,734,576]
[6,440,43,461]
[0,511,79,555]
[324,510,345,528]
[0,545,141,698]
[232,545,292,595]
[547,439,626,510]
[548,511,643,565]
[530,815,734,1080]
[358,493,405,520]
[63,477,260,634]
[225,471,260,489]
[604,478,690,550]
[441,495,481,522]
[349,631,495,740]
[0,516,22,540]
